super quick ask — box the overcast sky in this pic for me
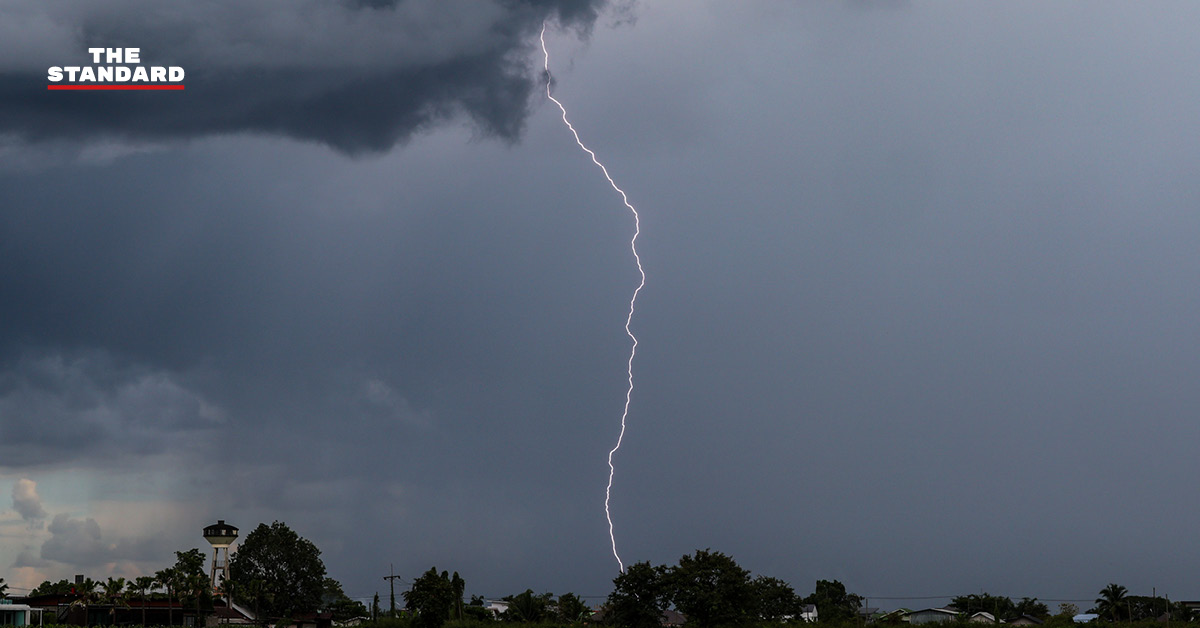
[3,0,1200,611]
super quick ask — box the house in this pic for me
[800,604,818,622]
[907,608,960,624]
[21,592,193,626]
[0,599,44,626]
[484,600,509,618]
[660,609,686,627]
[1072,614,1100,623]
[207,599,257,626]
[1010,615,1045,625]
[969,612,997,623]
[878,608,913,623]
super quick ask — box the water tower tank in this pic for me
[204,520,238,594]
[204,520,238,547]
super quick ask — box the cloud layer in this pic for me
[0,0,608,153]
[12,479,47,522]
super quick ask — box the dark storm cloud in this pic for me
[8,0,1200,605]
[0,0,607,153]
[0,351,221,468]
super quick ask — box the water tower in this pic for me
[203,520,238,594]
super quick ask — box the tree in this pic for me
[228,521,327,620]
[155,568,179,626]
[450,572,465,621]
[69,578,100,626]
[1093,584,1128,622]
[951,593,1015,621]
[556,593,592,623]
[752,576,803,622]
[804,580,863,623]
[174,548,212,620]
[1014,598,1051,620]
[667,549,757,628]
[30,580,76,596]
[403,568,456,628]
[103,577,130,624]
[132,575,157,626]
[322,577,368,621]
[0,578,8,599]
[606,561,669,628]
[501,590,552,623]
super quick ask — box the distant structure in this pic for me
[203,520,239,594]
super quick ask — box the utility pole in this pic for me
[383,564,403,618]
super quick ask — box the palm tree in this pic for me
[1096,584,1129,622]
[132,576,156,626]
[0,577,9,600]
[156,568,178,626]
[103,577,129,624]
[69,578,100,626]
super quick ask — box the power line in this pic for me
[383,564,404,619]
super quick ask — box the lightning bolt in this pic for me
[541,22,644,574]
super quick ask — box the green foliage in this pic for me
[1093,583,1128,621]
[501,590,553,623]
[1015,597,1051,620]
[667,549,757,628]
[803,580,862,623]
[752,576,803,622]
[31,579,78,596]
[173,549,212,618]
[950,593,1014,620]
[607,551,806,627]
[1087,589,1190,623]
[554,593,591,623]
[606,561,669,628]
[131,576,158,626]
[462,605,496,622]
[451,573,466,621]
[228,521,327,620]
[404,567,457,628]
[323,577,369,621]
[367,615,415,628]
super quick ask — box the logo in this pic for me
[47,48,184,91]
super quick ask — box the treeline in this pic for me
[382,554,1197,628]
[392,550,859,628]
[17,521,366,625]
[10,523,1194,628]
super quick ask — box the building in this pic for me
[907,608,960,624]
[0,599,43,626]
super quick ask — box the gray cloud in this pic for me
[12,479,47,522]
[5,0,1200,607]
[0,0,608,154]
[0,351,222,468]
[39,513,172,568]
[41,514,103,565]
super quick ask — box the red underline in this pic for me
[47,84,185,91]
